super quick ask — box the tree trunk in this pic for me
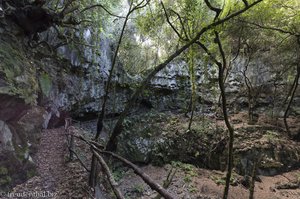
[89,2,134,186]
[211,31,235,199]
[219,65,235,199]
[89,155,98,187]
[283,66,300,137]
[249,156,260,199]
[248,96,255,124]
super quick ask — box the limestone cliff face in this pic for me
[0,5,134,190]
[0,19,46,190]
[150,56,300,116]
[1,0,299,191]
[48,30,134,118]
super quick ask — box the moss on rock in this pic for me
[0,37,39,104]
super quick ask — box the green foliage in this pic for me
[219,0,232,19]
[209,0,300,106]
[124,0,215,75]
[122,110,167,138]
[0,167,8,175]
[132,184,144,193]
[191,118,214,136]
[0,176,12,186]
[172,161,197,183]
[210,172,238,185]
[263,130,280,142]
[26,168,37,179]
[39,73,52,97]
[112,167,126,182]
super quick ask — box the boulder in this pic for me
[0,95,45,191]
[0,120,14,152]
[117,112,300,177]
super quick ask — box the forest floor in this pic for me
[117,164,300,199]
[3,128,90,199]
[4,112,300,199]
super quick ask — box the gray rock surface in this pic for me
[0,120,13,152]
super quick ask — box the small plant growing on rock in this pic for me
[210,172,239,186]
[188,184,197,193]
[112,167,126,182]
[132,184,144,194]
[263,130,280,142]
[172,161,197,183]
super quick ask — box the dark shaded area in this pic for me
[4,0,59,40]
[139,98,153,109]
[0,151,36,190]
[0,94,29,122]
[47,110,70,128]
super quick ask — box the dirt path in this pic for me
[35,128,66,193]
[5,128,89,199]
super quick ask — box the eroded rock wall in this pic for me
[0,4,133,190]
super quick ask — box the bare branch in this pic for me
[204,0,222,20]
[53,42,68,49]
[238,19,300,36]
[80,4,125,18]
[97,149,176,199]
[28,40,54,54]
[131,0,150,12]
[69,148,90,172]
[242,0,249,7]
[195,41,222,67]
[60,0,76,17]
[67,132,175,199]
[230,32,243,64]
[214,31,226,71]
[170,9,189,39]
[63,5,79,16]
[154,167,176,199]
[161,1,188,41]
[92,151,125,199]
[63,18,92,26]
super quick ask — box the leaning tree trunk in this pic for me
[283,65,300,137]
[89,2,134,187]
[284,36,300,138]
